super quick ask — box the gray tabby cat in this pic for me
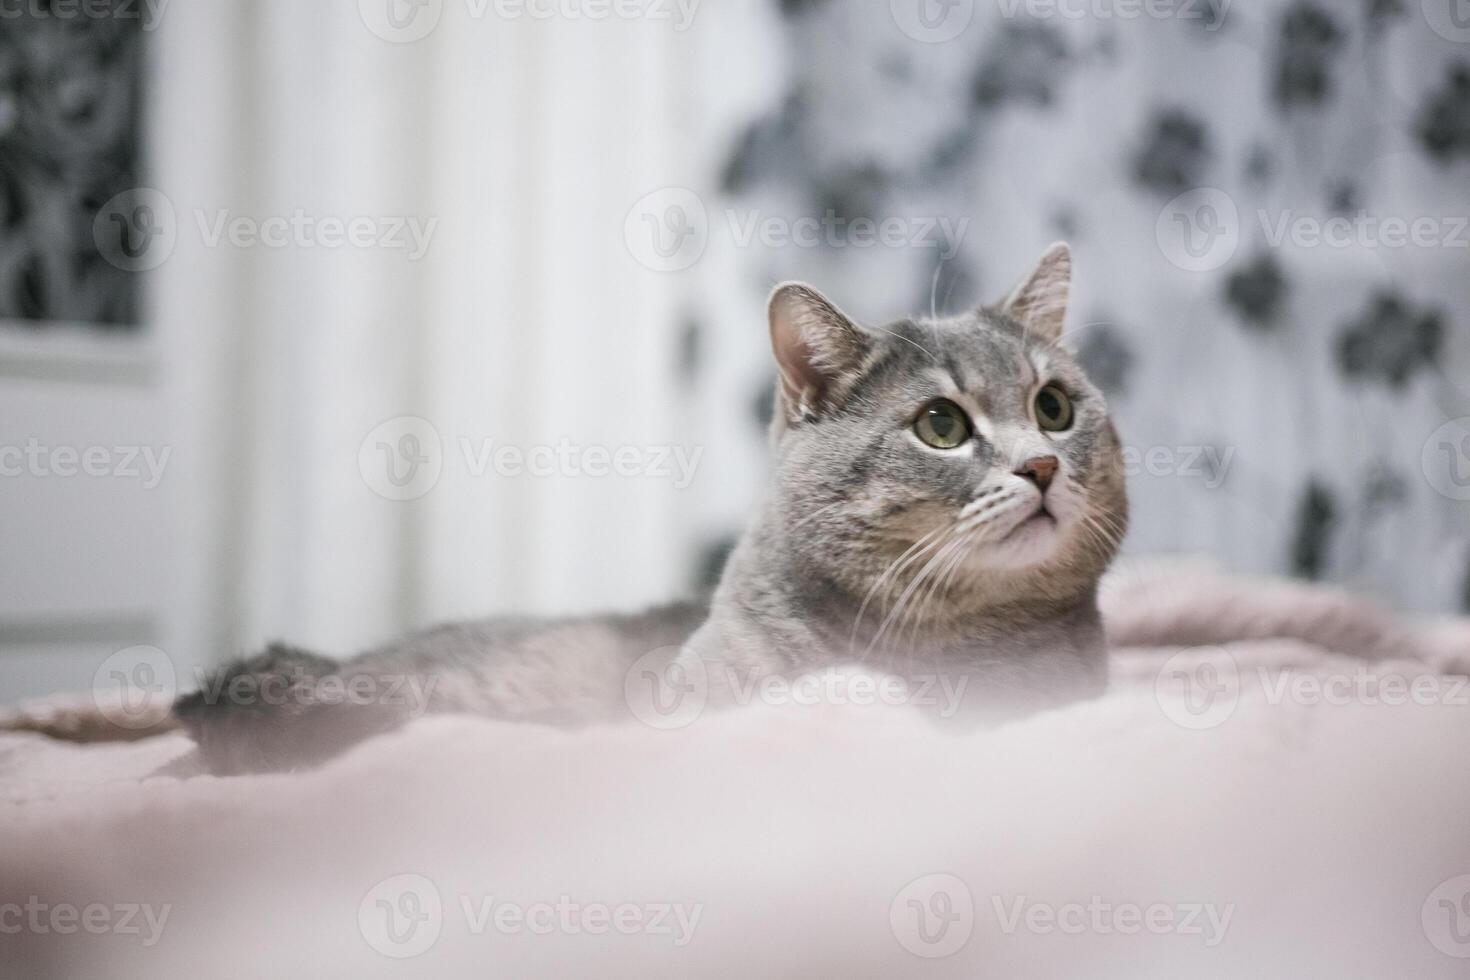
[6,244,1128,773]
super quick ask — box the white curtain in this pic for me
[152,1,714,661]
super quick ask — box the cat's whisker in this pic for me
[905,527,977,654]
[849,524,951,657]
[865,323,938,363]
[1077,509,1127,569]
[1072,516,1114,567]
[1045,319,1112,353]
[929,261,942,322]
[960,486,1024,520]
[876,530,959,654]
[868,523,963,658]
[901,534,967,654]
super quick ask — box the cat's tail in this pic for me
[1,644,414,775]
[0,695,180,743]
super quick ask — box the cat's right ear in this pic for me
[768,282,871,423]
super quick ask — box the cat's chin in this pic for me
[977,509,1064,570]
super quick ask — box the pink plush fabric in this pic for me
[2,566,1468,979]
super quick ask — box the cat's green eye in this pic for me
[1035,384,1074,432]
[914,399,972,450]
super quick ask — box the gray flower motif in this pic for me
[1365,0,1407,34]
[721,92,805,195]
[1327,181,1360,216]
[1273,3,1343,111]
[1336,291,1444,390]
[1362,463,1408,516]
[1243,143,1274,186]
[1461,553,1470,615]
[972,22,1070,110]
[1223,254,1288,330]
[1291,480,1337,580]
[1133,109,1211,195]
[1075,321,1135,399]
[778,0,830,15]
[1416,63,1470,165]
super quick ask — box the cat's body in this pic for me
[682,253,1124,719]
[173,602,709,774]
[5,244,1129,773]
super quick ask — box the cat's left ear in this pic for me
[768,282,871,422]
[998,242,1072,344]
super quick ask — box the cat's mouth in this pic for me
[1009,501,1055,535]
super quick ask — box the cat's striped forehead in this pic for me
[860,310,1063,413]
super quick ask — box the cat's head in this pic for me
[765,243,1127,610]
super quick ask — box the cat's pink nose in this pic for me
[1016,455,1059,491]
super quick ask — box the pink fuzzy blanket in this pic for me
[2,564,1468,979]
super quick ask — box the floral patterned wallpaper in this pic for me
[691,0,1470,614]
[0,1,144,328]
